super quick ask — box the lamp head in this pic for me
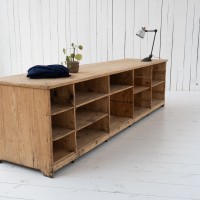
[136,27,146,39]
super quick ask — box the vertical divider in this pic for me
[132,69,135,118]
[150,65,153,108]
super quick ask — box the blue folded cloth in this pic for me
[27,65,71,79]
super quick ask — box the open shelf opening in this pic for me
[75,77,109,107]
[110,88,133,130]
[77,116,109,153]
[152,63,166,87]
[134,89,151,118]
[51,109,75,141]
[134,66,151,95]
[76,97,109,130]
[53,133,76,163]
[152,82,165,107]
[110,70,133,94]
[50,85,74,115]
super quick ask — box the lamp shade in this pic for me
[136,28,145,39]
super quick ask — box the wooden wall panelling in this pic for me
[77,0,90,64]
[113,0,125,59]
[58,0,67,65]
[29,0,44,66]
[41,0,52,65]
[148,0,162,59]
[0,0,12,76]
[170,0,187,90]
[125,0,135,58]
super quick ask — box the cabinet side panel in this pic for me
[1,86,52,173]
[0,86,5,160]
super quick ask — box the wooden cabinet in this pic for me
[0,59,167,177]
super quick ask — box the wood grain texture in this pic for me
[0,59,166,89]
[0,60,167,177]
[0,85,52,175]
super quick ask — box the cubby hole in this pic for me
[75,76,109,107]
[152,82,165,107]
[110,88,133,131]
[53,133,76,163]
[76,116,109,153]
[76,97,109,131]
[50,85,74,115]
[134,66,151,94]
[152,63,166,87]
[134,89,151,118]
[51,109,75,141]
[110,70,133,94]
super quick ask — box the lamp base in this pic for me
[141,54,152,62]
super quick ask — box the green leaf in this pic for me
[66,56,71,62]
[78,45,83,50]
[71,43,74,47]
[75,54,82,61]
[63,48,66,54]
[71,53,75,58]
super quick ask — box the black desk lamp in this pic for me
[136,27,157,62]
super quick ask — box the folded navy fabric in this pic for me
[27,65,71,79]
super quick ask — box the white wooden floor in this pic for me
[0,91,200,200]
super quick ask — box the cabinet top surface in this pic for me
[0,59,167,89]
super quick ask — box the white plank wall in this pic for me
[0,0,200,91]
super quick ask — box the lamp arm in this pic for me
[149,29,157,58]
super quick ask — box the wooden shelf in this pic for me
[134,76,151,79]
[77,129,108,150]
[52,126,74,141]
[134,86,149,94]
[75,91,108,107]
[76,111,108,130]
[110,115,131,131]
[134,107,150,118]
[110,84,133,95]
[53,148,75,163]
[152,80,164,87]
[51,104,74,115]
[152,99,164,107]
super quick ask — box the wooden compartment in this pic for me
[77,116,109,155]
[53,133,76,164]
[134,89,151,118]
[51,109,75,141]
[76,97,109,130]
[50,85,74,115]
[110,70,133,94]
[134,66,151,94]
[75,76,109,107]
[110,88,133,131]
[152,82,165,107]
[152,63,166,87]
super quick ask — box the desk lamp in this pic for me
[136,27,157,62]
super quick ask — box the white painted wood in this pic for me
[18,0,32,72]
[58,0,67,65]
[1,91,200,199]
[77,0,90,64]
[125,0,134,58]
[49,0,59,64]
[89,0,97,63]
[112,0,125,59]
[0,0,12,76]
[41,0,51,65]
[107,0,113,61]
